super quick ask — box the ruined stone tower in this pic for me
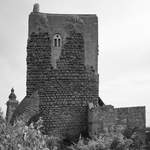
[7,4,146,142]
[6,88,19,123]
[26,3,99,138]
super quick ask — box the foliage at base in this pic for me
[0,111,60,150]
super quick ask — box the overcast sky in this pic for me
[0,0,150,126]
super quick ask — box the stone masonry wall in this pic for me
[26,32,51,96]
[26,28,99,139]
[29,12,98,72]
[39,69,98,138]
[88,105,145,137]
[39,31,98,138]
[88,105,117,136]
[116,106,146,129]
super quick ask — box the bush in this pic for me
[69,126,135,150]
[0,114,60,150]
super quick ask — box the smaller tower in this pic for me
[33,3,40,13]
[6,88,19,123]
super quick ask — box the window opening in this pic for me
[54,39,57,47]
[53,34,62,47]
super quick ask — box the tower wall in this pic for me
[26,11,99,138]
[28,12,98,72]
[26,32,51,96]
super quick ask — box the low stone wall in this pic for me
[88,105,146,137]
[116,106,146,130]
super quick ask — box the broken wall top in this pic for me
[28,12,98,72]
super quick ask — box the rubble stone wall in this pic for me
[88,105,145,137]
[116,106,146,130]
[26,32,51,96]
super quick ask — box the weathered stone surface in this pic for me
[116,106,146,129]
[28,12,98,72]
[88,105,146,137]
[25,12,99,138]
[26,32,51,96]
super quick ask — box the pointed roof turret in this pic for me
[6,88,19,123]
[8,88,17,100]
[33,3,40,13]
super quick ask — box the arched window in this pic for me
[53,34,62,47]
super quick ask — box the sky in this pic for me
[0,0,150,126]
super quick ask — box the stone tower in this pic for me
[26,3,99,138]
[6,88,19,123]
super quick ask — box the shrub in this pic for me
[0,113,60,150]
[69,126,135,150]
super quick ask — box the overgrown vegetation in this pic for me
[0,108,144,150]
[68,126,144,150]
[0,110,60,150]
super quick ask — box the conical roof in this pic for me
[8,88,17,100]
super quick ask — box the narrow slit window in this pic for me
[54,39,57,47]
[58,39,61,47]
